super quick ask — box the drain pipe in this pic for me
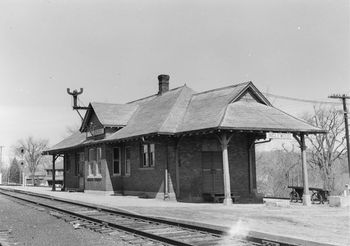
[164,140,170,200]
[254,138,272,145]
[248,138,272,194]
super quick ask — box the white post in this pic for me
[300,134,311,206]
[220,132,232,205]
[22,170,25,187]
[52,155,56,191]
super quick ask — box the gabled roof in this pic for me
[81,102,138,131]
[91,102,138,127]
[107,86,194,140]
[46,80,325,154]
[220,100,322,133]
[177,82,257,132]
[177,82,323,133]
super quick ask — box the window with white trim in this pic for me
[125,147,131,176]
[142,143,155,168]
[113,147,121,175]
[78,152,85,176]
[88,148,96,177]
[96,147,102,176]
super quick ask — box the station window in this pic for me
[96,148,102,176]
[142,143,155,168]
[125,147,131,176]
[88,148,96,177]
[113,147,121,175]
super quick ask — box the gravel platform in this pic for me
[0,194,130,246]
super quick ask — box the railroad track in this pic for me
[0,188,298,246]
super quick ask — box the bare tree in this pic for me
[256,147,300,197]
[302,105,346,192]
[16,137,49,186]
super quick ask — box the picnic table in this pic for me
[288,186,329,204]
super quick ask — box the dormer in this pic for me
[80,102,138,140]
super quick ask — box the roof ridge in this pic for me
[91,101,127,106]
[192,81,251,96]
[159,86,193,132]
[126,85,187,104]
[176,88,197,132]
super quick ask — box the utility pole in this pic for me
[0,146,3,184]
[329,94,350,178]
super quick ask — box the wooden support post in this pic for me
[300,134,311,206]
[52,154,56,191]
[63,154,66,191]
[164,168,169,200]
[294,133,311,206]
[217,132,233,205]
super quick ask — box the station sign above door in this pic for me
[266,132,293,140]
[87,128,105,137]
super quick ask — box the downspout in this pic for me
[254,138,272,145]
[248,138,272,194]
[164,140,170,200]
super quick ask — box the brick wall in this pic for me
[177,133,255,202]
[63,132,258,202]
[105,139,169,198]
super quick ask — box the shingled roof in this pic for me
[108,86,195,140]
[45,80,325,154]
[80,102,138,131]
[46,131,86,153]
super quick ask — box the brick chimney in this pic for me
[158,74,170,95]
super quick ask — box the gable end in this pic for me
[230,82,272,106]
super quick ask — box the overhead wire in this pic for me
[264,92,348,105]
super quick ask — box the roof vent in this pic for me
[158,74,170,95]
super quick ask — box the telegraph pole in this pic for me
[0,146,3,184]
[329,94,350,178]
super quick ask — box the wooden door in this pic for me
[202,151,224,194]
[78,152,85,190]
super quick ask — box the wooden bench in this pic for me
[288,186,329,204]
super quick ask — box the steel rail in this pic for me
[0,188,302,246]
[0,188,224,235]
[0,189,212,246]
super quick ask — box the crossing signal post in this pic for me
[328,94,350,179]
[19,147,26,186]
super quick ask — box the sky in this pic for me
[0,0,349,165]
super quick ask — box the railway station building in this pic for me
[45,75,325,205]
